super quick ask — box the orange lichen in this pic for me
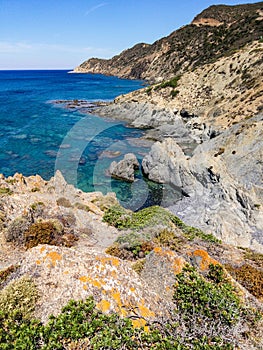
[35,259,41,265]
[79,276,89,283]
[130,287,135,292]
[154,247,185,275]
[138,302,155,318]
[172,257,185,275]
[96,299,111,313]
[96,256,120,267]
[153,247,162,254]
[192,249,219,271]
[40,246,46,253]
[79,276,105,289]
[45,251,62,267]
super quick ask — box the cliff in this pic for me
[74,2,263,82]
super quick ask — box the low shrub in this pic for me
[0,276,38,319]
[103,205,220,243]
[225,263,263,300]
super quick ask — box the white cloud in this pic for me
[0,41,32,53]
[85,2,108,16]
[0,41,113,56]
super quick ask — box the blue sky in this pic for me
[0,0,260,69]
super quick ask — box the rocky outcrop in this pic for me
[109,153,139,182]
[13,244,172,324]
[74,2,263,82]
[94,40,263,132]
[142,114,263,252]
[0,171,119,269]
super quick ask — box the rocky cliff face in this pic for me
[90,39,263,253]
[74,2,263,82]
[142,114,263,252]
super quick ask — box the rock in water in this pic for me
[109,153,140,182]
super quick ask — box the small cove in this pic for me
[0,70,182,210]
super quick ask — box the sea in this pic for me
[0,70,181,210]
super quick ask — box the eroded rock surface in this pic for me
[142,114,263,252]
[109,153,140,182]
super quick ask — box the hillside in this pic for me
[74,2,263,82]
[0,171,262,348]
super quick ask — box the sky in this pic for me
[0,0,260,69]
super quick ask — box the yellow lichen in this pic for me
[96,299,111,312]
[138,302,155,318]
[111,289,122,306]
[96,256,120,267]
[45,251,62,267]
[132,318,148,331]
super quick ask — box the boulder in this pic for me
[109,153,140,182]
[7,244,172,324]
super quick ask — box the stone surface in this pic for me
[109,153,140,182]
[13,244,172,324]
[142,114,263,252]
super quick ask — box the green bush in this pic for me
[0,297,181,349]
[103,205,220,243]
[173,265,241,326]
[154,76,181,90]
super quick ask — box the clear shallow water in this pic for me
[0,70,181,210]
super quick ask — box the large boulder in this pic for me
[109,153,140,182]
[4,244,172,325]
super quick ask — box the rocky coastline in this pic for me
[1,2,263,348]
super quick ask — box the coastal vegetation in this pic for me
[0,264,261,349]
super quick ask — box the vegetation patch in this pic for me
[0,269,261,349]
[154,75,181,90]
[0,187,13,196]
[56,197,72,208]
[243,249,263,268]
[225,263,263,300]
[24,220,77,249]
[132,259,146,274]
[0,276,38,319]
[103,205,220,243]
[0,297,180,349]
[0,265,19,286]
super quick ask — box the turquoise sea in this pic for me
[0,70,181,210]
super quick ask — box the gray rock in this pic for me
[142,115,263,252]
[109,153,140,182]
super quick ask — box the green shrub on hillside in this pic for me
[103,205,220,243]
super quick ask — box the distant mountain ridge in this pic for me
[74,2,263,82]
